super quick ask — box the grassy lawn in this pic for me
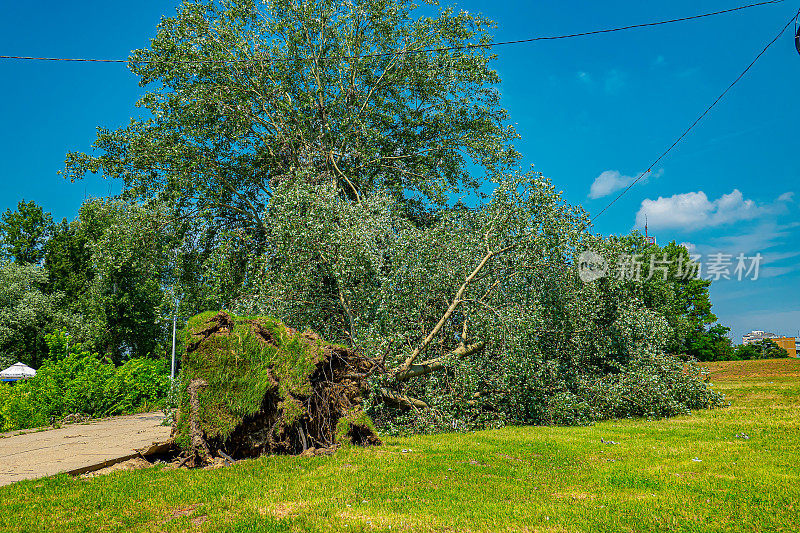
[1,358,798,533]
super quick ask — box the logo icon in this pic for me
[578,251,607,282]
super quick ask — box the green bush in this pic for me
[0,330,170,432]
[106,358,171,414]
[577,352,724,422]
[733,340,789,360]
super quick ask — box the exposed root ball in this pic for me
[175,311,380,465]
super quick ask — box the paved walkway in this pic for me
[0,413,171,486]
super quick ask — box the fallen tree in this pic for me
[68,0,726,439]
[175,310,379,465]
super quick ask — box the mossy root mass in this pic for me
[175,311,380,465]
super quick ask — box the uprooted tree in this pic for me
[175,173,723,461]
[176,310,379,464]
[67,0,724,457]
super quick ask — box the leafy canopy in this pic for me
[0,262,74,368]
[64,0,519,234]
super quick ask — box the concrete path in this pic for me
[0,413,171,486]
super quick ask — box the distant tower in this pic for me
[645,216,656,245]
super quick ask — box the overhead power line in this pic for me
[0,0,784,65]
[591,6,800,223]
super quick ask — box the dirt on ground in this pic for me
[704,358,800,380]
[80,456,153,478]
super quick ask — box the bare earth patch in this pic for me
[704,358,800,380]
[80,457,152,479]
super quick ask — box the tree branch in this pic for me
[393,341,485,382]
[379,388,429,409]
[338,286,357,344]
[395,243,513,375]
[329,151,361,202]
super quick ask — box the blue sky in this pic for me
[1,1,798,343]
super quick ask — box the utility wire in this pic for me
[0,0,783,65]
[591,6,800,223]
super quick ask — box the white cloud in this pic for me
[761,265,800,279]
[589,169,662,199]
[635,189,792,231]
[577,71,592,84]
[709,222,800,279]
[778,191,795,202]
[677,66,701,78]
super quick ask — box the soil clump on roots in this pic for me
[173,311,380,467]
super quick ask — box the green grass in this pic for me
[1,358,799,532]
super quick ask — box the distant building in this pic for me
[773,337,797,358]
[742,331,778,344]
[742,331,797,357]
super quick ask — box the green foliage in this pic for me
[78,199,176,362]
[0,200,53,264]
[43,217,93,304]
[688,323,735,361]
[248,174,723,431]
[64,0,520,310]
[632,240,718,355]
[0,261,76,368]
[733,339,789,360]
[577,353,722,422]
[40,198,178,362]
[57,0,724,434]
[0,330,170,432]
[632,241,736,363]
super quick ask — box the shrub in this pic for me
[0,329,170,432]
[578,352,724,421]
[105,358,170,414]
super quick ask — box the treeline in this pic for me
[0,200,178,431]
[0,199,176,368]
[689,333,790,362]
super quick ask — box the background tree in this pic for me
[45,198,178,363]
[64,0,519,278]
[687,323,735,361]
[734,339,789,360]
[0,200,53,264]
[73,199,176,363]
[44,218,93,304]
[625,240,718,355]
[0,262,75,368]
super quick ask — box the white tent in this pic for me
[0,362,36,382]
